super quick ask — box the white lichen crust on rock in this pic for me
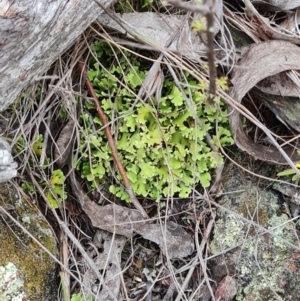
[0,138,17,182]
[0,262,26,301]
[210,156,300,301]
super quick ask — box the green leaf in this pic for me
[124,115,136,132]
[136,104,156,124]
[292,174,300,181]
[143,127,162,146]
[126,68,145,88]
[109,185,130,203]
[159,97,173,113]
[170,158,183,170]
[132,181,147,196]
[46,169,67,209]
[53,185,67,200]
[169,86,183,106]
[46,191,59,209]
[71,292,94,301]
[138,162,156,178]
[32,134,43,157]
[93,148,110,161]
[178,183,191,198]
[136,148,146,160]
[101,99,112,112]
[173,110,192,127]
[87,70,99,81]
[127,163,139,174]
[92,163,105,177]
[127,171,138,183]
[277,169,297,177]
[200,172,211,188]
[51,170,65,186]
[157,166,169,180]
[86,173,95,182]
[21,181,36,195]
[118,132,130,150]
[90,135,101,147]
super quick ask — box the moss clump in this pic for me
[0,183,58,300]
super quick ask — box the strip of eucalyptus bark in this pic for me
[78,57,149,219]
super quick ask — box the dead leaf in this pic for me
[82,199,145,236]
[256,71,300,97]
[279,9,300,34]
[251,87,300,132]
[253,0,300,11]
[214,276,237,301]
[97,12,219,60]
[245,0,300,44]
[229,40,300,164]
[82,200,194,258]
[139,221,195,258]
[54,120,75,168]
[82,230,125,301]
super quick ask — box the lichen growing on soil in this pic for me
[0,183,58,300]
[210,156,300,301]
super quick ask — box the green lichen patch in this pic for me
[0,183,58,301]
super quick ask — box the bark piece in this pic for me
[245,0,300,44]
[256,71,300,97]
[252,0,300,11]
[229,40,300,164]
[251,87,300,132]
[0,0,114,112]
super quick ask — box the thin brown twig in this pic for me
[205,1,217,103]
[166,0,217,103]
[77,56,149,219]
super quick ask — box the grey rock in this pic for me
[0,138,17,182]
[210,155,300,301]
[0,183,58,300]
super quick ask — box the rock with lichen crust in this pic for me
[210,156,300,301]
[0,183,58,300]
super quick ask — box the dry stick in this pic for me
[205,2,217,104]
[174,212,216,301]
[165,0,218,101]
[26,171,118,300]
[77,58,149,219]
